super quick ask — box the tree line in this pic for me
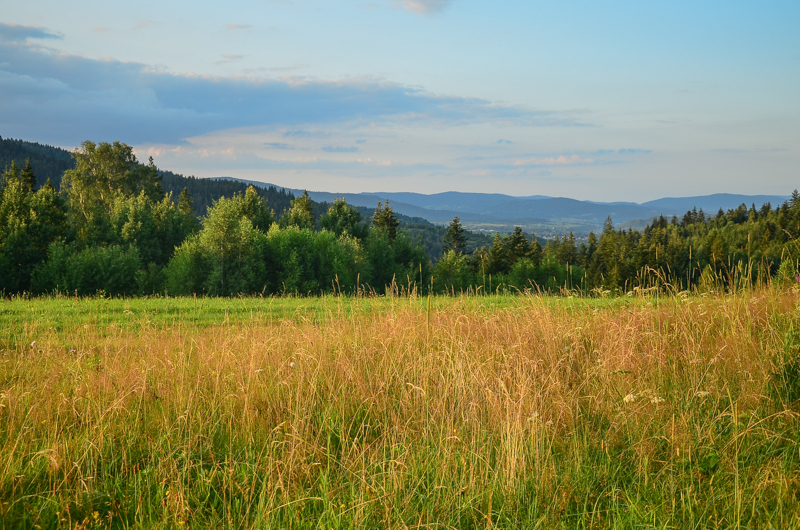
[1,139,798,297]
[0,141,430,296]
[434,199,800,294]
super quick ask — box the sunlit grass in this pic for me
[1,289,800,528]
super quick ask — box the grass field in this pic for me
[1,290,800,528]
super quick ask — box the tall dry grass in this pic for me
[1,290,800,528]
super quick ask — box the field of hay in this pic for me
[2,290,800,529]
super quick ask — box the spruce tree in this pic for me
[372,200,400,241]
[527,236,543,267]
[178,187,194,215]
[506,226,530,262]
[241,185,275,232]
[488,233,508,274]
[20,159,37,192]
[442,216,468,254]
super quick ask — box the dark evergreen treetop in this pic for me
[372,200,400,241]
[178,187,194,215]
[443,216,468,254]
[20,159,37,192]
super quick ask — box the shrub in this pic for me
[32,242,142,296]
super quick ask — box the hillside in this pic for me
[0,136,74,188]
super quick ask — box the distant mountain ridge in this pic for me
[1,138,789,238]
[362,191,791,222]
[213,177,790,236]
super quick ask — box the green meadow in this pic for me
[2,290,800,528]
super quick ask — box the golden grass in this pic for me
[2,290,800,528]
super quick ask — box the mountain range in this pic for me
[215,178,790,237]
[0,136,789,239]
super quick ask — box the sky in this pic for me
[1,0,798,202]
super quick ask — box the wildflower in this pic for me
[30,341,36,347]
[696,391,710,398]
[289,362,296,368]
[651,396,665,404]
[623,394,636,404]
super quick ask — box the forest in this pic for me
[0,137,798,297]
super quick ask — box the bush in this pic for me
[508,257,538,291]
[433,251,474,294]
[264,226,363,295]
[32,242,142,296]
[362,230,430,294]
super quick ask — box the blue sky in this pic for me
[1,0,798,201]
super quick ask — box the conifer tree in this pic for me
[488,233,508,274]
[506,226,530,262]
[556,231,578,264]
[442,216,468,254]
[178,187,194,215]
[0,160,20,191]
[241,185,275,232]
[20,159,37,192]
[371,200,400,241]
[527,236,543,267]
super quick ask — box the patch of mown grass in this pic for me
[0,292,635,351]
[1,290,800,528]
